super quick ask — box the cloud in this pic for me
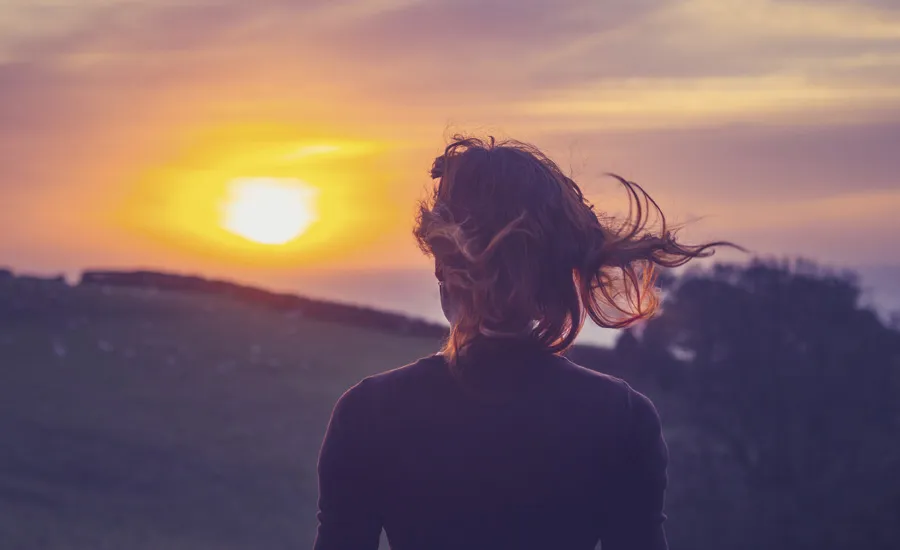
[1,0,899,271]
[3,0,899,160]
[783,0,900,10]
[5,0,900,119]
[539,121,900,199]
[516,75,900,129]
[527,120,900,265]
[513,0,900,120]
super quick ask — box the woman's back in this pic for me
[313,135,735,549]
[314,348,668,550]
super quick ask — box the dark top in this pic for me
[314,346,668,550]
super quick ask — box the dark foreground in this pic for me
[0,280,438,549]
[2,263,898,550]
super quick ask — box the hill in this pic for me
[0,273,447,549]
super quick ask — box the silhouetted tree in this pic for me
[634,260,900,550]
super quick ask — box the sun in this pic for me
[220,177,319,245]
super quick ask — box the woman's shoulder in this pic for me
[553,355,633,393]
[553,355,662,420]
[337,354,447,400]
[366,353,447,385]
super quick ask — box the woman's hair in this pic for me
[414,135,737,365]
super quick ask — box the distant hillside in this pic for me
[74,270,622,368]
[80,270,449,340]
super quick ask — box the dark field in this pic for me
[0,280,439,549]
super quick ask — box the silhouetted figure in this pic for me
[314,136,733,550]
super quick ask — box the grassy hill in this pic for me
[0,276,442,549]
[7,269,864,549]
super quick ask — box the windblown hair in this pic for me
[414,136,737,365]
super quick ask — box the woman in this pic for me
[314,136,733,550]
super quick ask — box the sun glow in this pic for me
[221,177,319,245]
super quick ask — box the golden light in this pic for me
[119,128,409,266]
[220,177,319,245]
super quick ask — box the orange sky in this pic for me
[1,0,899,336]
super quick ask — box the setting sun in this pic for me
[221,177,319,245]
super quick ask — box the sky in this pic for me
[2,0,899,344]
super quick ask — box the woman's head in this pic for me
[414,135,735,363]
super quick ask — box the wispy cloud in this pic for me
[517,75,900,129]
